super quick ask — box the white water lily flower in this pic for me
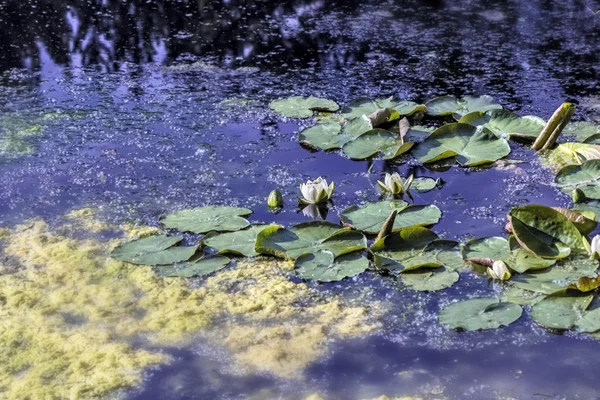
[377,172,413,195]
[488,260,511,281]
[299,177,334,204]
[301,204,327,219]
[590,235,600,259]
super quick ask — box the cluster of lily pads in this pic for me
[110,94,600,336]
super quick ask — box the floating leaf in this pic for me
[504,247,556,274]
[413,123,511,166]
[555,160,600,200]
[564,121,600,142]
[439,298,522,331]
[508,205,586,258]
[204,225,270,257]
[573,200,600,220]
[342,129,412,160]
[341,97,426,120]
[552,142,600,167]
[400,267,459,291]
[411,177,444,192]
[154,255,230,278]
[575,275,600,292]
[501,286,546,306]
[255,221,367,260]
[294,251,369,282]
[426,95,502,117]
[371,227,441,272]
[531,293,593,330]
[298,122,348,150]
[160,206,252,234]
[344,115,373,138]
[552,207,597,235]
[576,307,600,333]
[111,235,198,265]
[269,96,339,118]
[511,262,597,295]
[340,201,441,234]
[458,109,545,140]
[462,237,510,263]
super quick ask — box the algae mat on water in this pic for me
[0,218,383,399]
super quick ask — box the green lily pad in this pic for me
[111,235,198,265]
[555,160,600,200]
[573,200,600,220]
[508,205,586,258]
[564,121,600,142]
[531,293,593,330]
[269,96,339,118]
[342,129,412,160]
[340,201,442,234]
[400,267,459,291]
[458,109,546,140]
[501,286,546,306]
[576,307,600,333]
[439,298,522,331]
[294,251,369,282]
[426,95,502,117]
[160,206,252,234]
[341,97,426,120]
[255,221,367,260]
[462,237,510,263]
[511,262,597,295]
[204,225,270,257]
[371,227,441,272]
[430,240,467,271]
[298,122,348,150]
[413,123,511,166]
[504,247,557,274]
[154,255,230,278]
[411,177,444,192]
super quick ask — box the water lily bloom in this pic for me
[488,260,511,281]
[299,177,334,204]
[591,235,600,259]
[377,172,413,195]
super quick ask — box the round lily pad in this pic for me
[564,121,600,142]
[426,95,502,117]
[204,225,270,257]
[255,221,367,260]
[154,255,230,278]
[298,122,348,150]
[160,206,252,234]
[340,201,441,234]
[341,97,426,120]
[269,96,339,118]
[400,267,459,291]
[413,123,511,166]
[510,263,597,295]
[462,237,510,263]
[439,298,522,331]
[294,250,369,282]
[459,109,545,140]
[111,235,198,265]
[342,129,412,160]
[555,160,600,200]
[531,294,593,330]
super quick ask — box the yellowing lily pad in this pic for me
[269,96,339,118]
[413,123,511,166]
[426,95,502,117]
[160,206,252,234]
[439,298,522,331]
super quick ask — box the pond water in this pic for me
[1,0,600,399]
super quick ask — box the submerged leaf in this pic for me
[160,206,252,234]
[439,298,522,331]
[269,96,339,118]
[255,221,367,260]
[294,251,369,282]
[413,123,511,166]
[154,255,230,278]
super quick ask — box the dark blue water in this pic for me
[2,0,600,399]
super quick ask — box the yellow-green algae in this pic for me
[0,219,383,399]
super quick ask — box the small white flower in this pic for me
[299,177,334,204]
[590,235,600,259]
[377,172,413,195]
[488,260,511,281]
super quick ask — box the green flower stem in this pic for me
[531,103,576,151]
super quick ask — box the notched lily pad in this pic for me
[269,96,339,118]
[458,109,545,140]
[413,123,511,166]
[255,221,367,260]
[298,122,347,150]
[400,267,459,291]
[531,293,593,330]
[154,255,230,278]
[294,250,369,282]
[160,206,252,234]
[111,235,198,265]
[564,121,600,142]
[342,129,412,160]
[341,97,426,120]
[340,201,441,234]
[204,225,270,257]
[555,160,600,200]
[426,95,502,117]
[439,298,522,331]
